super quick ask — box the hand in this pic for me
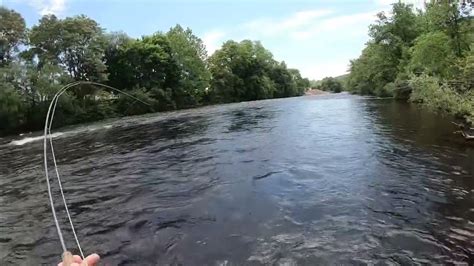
[58,253,100,266]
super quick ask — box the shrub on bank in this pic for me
[409,74,474,123]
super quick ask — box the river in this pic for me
[1,93,473,265]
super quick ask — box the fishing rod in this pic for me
[43,82,150,265]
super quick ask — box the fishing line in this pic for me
[43,82,150,260]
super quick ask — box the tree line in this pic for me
[310,75,347,93]
[0,8,310,136]
[346,1,473,124]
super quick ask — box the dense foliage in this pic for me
[347,2,474,123]
[208,40,309,102]
[312,77,344,93]
[0,8,309,135]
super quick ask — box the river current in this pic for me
[1,94,473,265]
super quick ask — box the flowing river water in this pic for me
[1,93,473,265]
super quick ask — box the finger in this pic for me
[81,253,100,266]
[62,251,74,266]
[58,255,82,266]
[73,255,83,263]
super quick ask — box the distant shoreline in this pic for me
[304,89,330,96]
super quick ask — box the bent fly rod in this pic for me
[43,82,149,265]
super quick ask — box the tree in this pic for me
[104,31,133,85]
[0,72,24,131]
[106,33,181,110]
[208,41,244,103]
[409,32,455,78]
[29,15,107,82]
[422,1,471,57]
[452,50,474,91]
[289,69,310,95]
[319,77,343,93]
[270,62,296,98]
[0,7,26,65]
[347,43,398,96]
[0,7,312,136]
[107,33,176,89]
[343,0,474,123]
[348,3,422,96]
[369,2,421,72]
[166,25,211,106]
[210,40,266,101]
[370,3,421,47]
[208,40,307,102]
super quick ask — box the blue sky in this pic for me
[2,0,423,80]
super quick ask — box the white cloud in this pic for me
[202,8,382,80]
[29,0,67,16]
[202,30,226,55]
[375,0,426,10]
[298,61,350,80]
[374,0,394,6]
[243,9,333,37]
[291,11,377,41]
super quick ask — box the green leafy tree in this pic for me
[369,3,421,46]
[106,33,181,109]
[104,31,133,57]
[422,1,471,57]
[115,88,156,116]
[22,63,78,129]
[0,7,312,135]
[0,7,26,65]
[29,15,107,82]
[166,25,211,106]
[0,77,24,131]
[209,40,307,102]
[409,32,455,78]
[107,34,176,88]
[289,69,310,95]
[104,31,133,85]
[370,2,422,73]
[345,0,473,123]
[348,3,425,96]
[269,64,308,98]
[409,74,474,123]
[347,43,397,96]
[269,62,296,98]
[450,50,474,92]
[319,77,343,93]
[208,41,244,102]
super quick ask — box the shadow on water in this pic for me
[225,106,277,133]
[1,95,473,265]
[361,99,474,263]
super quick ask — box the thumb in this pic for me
[81,253,100,266]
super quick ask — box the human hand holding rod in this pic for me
[58,251,100,266]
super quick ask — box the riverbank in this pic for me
[0,8,310,138]
[343,2,473,127]
[304,89,330,96]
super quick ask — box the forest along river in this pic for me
[0,93,473,265]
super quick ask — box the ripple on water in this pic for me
[1,95,473,264]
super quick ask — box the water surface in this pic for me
[1,94,473,265]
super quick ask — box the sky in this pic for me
[2,0,425,80]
